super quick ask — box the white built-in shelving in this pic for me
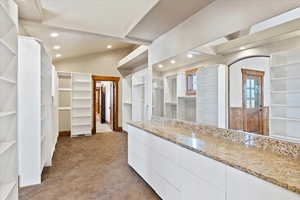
[71,72,92,137]
[0,1,18,198]
[164,75,177,119]
[197,65,227,128]
[152,77,164,117]
[132,70,146,122]
[122,76,133,131]
[270,49,300,140]
[18,36,56,187]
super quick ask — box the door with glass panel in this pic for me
[242,69,264,134]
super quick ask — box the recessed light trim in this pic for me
[187,54,193,58]
[55,54,62,58]
[50,32,59,38]
[158,64,163,68]
[53,45,61,50]
[170,60,176,64]
[239,46,246,50]
[107,45,112,49]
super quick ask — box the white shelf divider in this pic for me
[0,0,18,198]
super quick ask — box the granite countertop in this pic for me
[128,121,300,195]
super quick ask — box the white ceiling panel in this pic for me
[22,23,133,61]
[40,0,159,38]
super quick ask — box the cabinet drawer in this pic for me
[226,166,300,200]
[179,146,226,190]
[152,133,181,164]
[128,125,154,147]
[179,168,225,200]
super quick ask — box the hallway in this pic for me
[19,133,160,200]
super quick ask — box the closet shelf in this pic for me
[0,181,16,200]
[271,104,300,108]
[73,89,92,92]
[73,80,91,83]
[0,141,16,155]
[133,83,145,87]
[178,95,196,99]
[271,76,300,81]
[271,90,300,94]
[0,111,16,118]
[0,77,16,84]
[123,101,132,105]
[165,101,177,105]
[271,61,300,68]
[72,115,91,118]
[59,107,71,111]
[72,123,91,127]
[0,38,16,55]
[270,117,300,122]
[58,88,72,91]
[73,106,91,109]
[72,97,91,100]
[57,71,72,77]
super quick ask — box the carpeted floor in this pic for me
[19,132,161,200]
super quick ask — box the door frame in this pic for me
[92,75,120,134]
[228,55,270,131]
[241,69,265,134]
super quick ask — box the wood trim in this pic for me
[116,127,123,132]
[241,69,265,134]
[186,68,198,96]
[185,68,198,75]
[92,75,120,134]
[59,131,71,137]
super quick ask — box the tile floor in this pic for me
[19,132,161,200]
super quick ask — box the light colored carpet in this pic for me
[19,133,161,200]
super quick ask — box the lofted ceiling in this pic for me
[127,0,215,41]
[15,0,217,60]
[21,21,134,61]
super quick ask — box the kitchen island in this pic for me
[127,120,300,200]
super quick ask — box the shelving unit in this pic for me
[164,75,177,119]
[122,76,133,131]
[152,77,164,117]
[71,72,92,137]
[0,1,18,198]
[270,49,300,140]
[178,96,197,122]
[58,71,72,133]
[18,36,55,187]
[132,70,146,122]
[197,65,227,128]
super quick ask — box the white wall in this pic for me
[54,48,133,131]
[149,0,300,65]
[230,57,270,107]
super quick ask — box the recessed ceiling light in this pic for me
[53,45,61,50]
[56,54,62,58]
[158,64,163,68]
[50,32,59,38]
[107,45,112,49]
[187,54,193,58]
[170,60,176,64]
[239,46,246,50]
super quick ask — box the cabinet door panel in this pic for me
[227,166,300,200]
[179,168,225,200]
[179,146,226,190]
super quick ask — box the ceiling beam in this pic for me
[20,19,152,45]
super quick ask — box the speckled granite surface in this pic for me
[128,120,300,195]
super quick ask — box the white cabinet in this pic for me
[18,36,56,187]
[128,125,300,200]
[227,166,300,200]
[197,64,227,128]
[122,76,133,132]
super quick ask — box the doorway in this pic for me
[92,76,120,134]
[241,69,264,133]
[229,56,270,135]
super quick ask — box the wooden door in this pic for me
[110,82,114,130]
[242,69,264,134]
[101,86,106,123]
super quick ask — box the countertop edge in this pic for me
[127,123,300,195]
